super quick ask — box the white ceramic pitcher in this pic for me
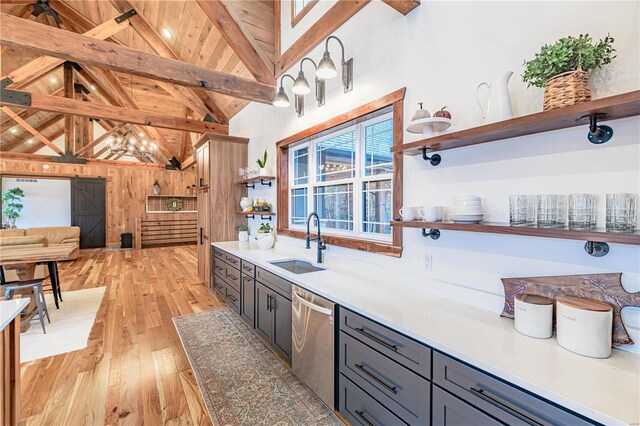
[476,71,514,123]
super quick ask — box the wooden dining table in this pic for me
[0,245,75,331]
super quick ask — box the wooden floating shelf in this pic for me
[236,176,276,184]
[391,91,640,156]
[237,211,275,216]
[391,220,640,245]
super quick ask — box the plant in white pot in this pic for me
[522,34,616,111]
[238,224,249,242]
[255,222,274,250]
[256,149,268,176]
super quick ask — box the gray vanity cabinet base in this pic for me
[254,281,292,363]
[255,282,273,342]
[432,385,501,426]
[240,273,255,327]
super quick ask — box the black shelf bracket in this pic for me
[244,183,256,189]
[260,179,273,187]
[585,241,609,257]
[260,215,273,221]
[245,214,255,219]
[422,228,441,240]
[420,147,441,166]
[581,113,613,144]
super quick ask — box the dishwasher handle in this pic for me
[293,292,333,316]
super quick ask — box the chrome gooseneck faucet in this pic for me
[306,212,327,263]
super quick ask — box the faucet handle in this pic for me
[319,240,327,250]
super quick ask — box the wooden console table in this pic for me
[0,246,74,331]
[0,299,29,426]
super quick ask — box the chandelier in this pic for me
[107,124,157,160]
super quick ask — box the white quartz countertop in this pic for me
[213,241,639,425]
[0,299,29,331]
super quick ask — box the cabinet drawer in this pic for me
[340,332,430,426]
[225,265,241,292]
[241,260,255,277]
[432,385,501,426]
[340,308,431,379]
[339,374,407,426]
[225,285,240,314]
[212,272,225,298]
[433,352,595,426]
[213,247,225,260]
[256,267,292,297]
[224,253,240,269]
[212,260,225,276]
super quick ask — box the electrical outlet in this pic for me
[424,254,433,271]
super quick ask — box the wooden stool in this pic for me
[3,280,50,334]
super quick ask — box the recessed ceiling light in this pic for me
[10,128,18,134]
[90,84,96,90]
[27,139,34,144]
[50,77,57,84]
[162,27,172,39]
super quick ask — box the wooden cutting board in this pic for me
[500,273,639,346]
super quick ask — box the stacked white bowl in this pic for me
[451,194,483,223]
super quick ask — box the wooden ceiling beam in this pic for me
[2,13,131,89]
[275,0,370,77]
[1,87,63,133]
[0,152,168,169]
[1,107,64,155]
[26,127,65,154]
[381,0,420,15]
[181,156,196,171]
[63,62,74,153]
[0,13,275,104]
[2,113,63,152]
[107,0,228,123]
[196,0,275,85]
[76,123,126,157]
[91,144,111,159]
[0,91,239,136]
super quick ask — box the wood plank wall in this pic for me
[0,159,196,246]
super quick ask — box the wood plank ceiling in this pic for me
[0,0,276,163]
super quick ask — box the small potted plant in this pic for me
[255,222,274,250]
[262,202,272,212]
[238,224,249,242]
[256,149,268,176]
[2,187,24,229]
[522,34,615,111]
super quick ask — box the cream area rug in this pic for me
[20,286,106,363]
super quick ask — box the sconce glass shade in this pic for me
[292,71,311,95]
[316,51,338,79]
[273,86,290,107]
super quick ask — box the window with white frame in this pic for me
[288,112,394,242]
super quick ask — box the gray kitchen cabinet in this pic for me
[240,273,255,327]
[271,290,292,361]
[254,281,292,363]
[432,385,501,426]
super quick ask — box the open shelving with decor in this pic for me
[391,91,640,163]
[237,211,276,221]
[145,195,197,213]
[236,176,276,188]
[391,220,640,248]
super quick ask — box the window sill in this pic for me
[278,228,402,257]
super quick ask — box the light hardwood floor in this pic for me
[19,245,223,425]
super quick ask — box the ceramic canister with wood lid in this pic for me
[514,294,554,339]
[556,296,613,359]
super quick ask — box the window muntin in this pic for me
[293,0,313,16]
[288,113,393,241]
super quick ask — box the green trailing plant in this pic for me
[257,222,273,233]
[238,224,248,232]
[2,187,25,228]
[256,149,268,169]
[522,34,616,88]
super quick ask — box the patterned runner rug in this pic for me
[173,307,342,426]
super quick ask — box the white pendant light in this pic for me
[316,51,338,79]
[292,70,311,95]
[273,86,291,107]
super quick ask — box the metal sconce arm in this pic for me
[325,36,353,93]
[300,57,325,107]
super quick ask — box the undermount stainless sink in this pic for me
[269,259,325,274]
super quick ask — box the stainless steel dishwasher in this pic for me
[292,285,335,409]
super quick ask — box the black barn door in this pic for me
[71,178,106,248]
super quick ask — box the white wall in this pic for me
[232,1,640,351]
[2,177,71,228]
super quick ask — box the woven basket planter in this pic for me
[543,69,591,111]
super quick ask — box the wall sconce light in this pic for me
[272,34,351,117]
[317,35,353,93]
[273,74,305,117]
